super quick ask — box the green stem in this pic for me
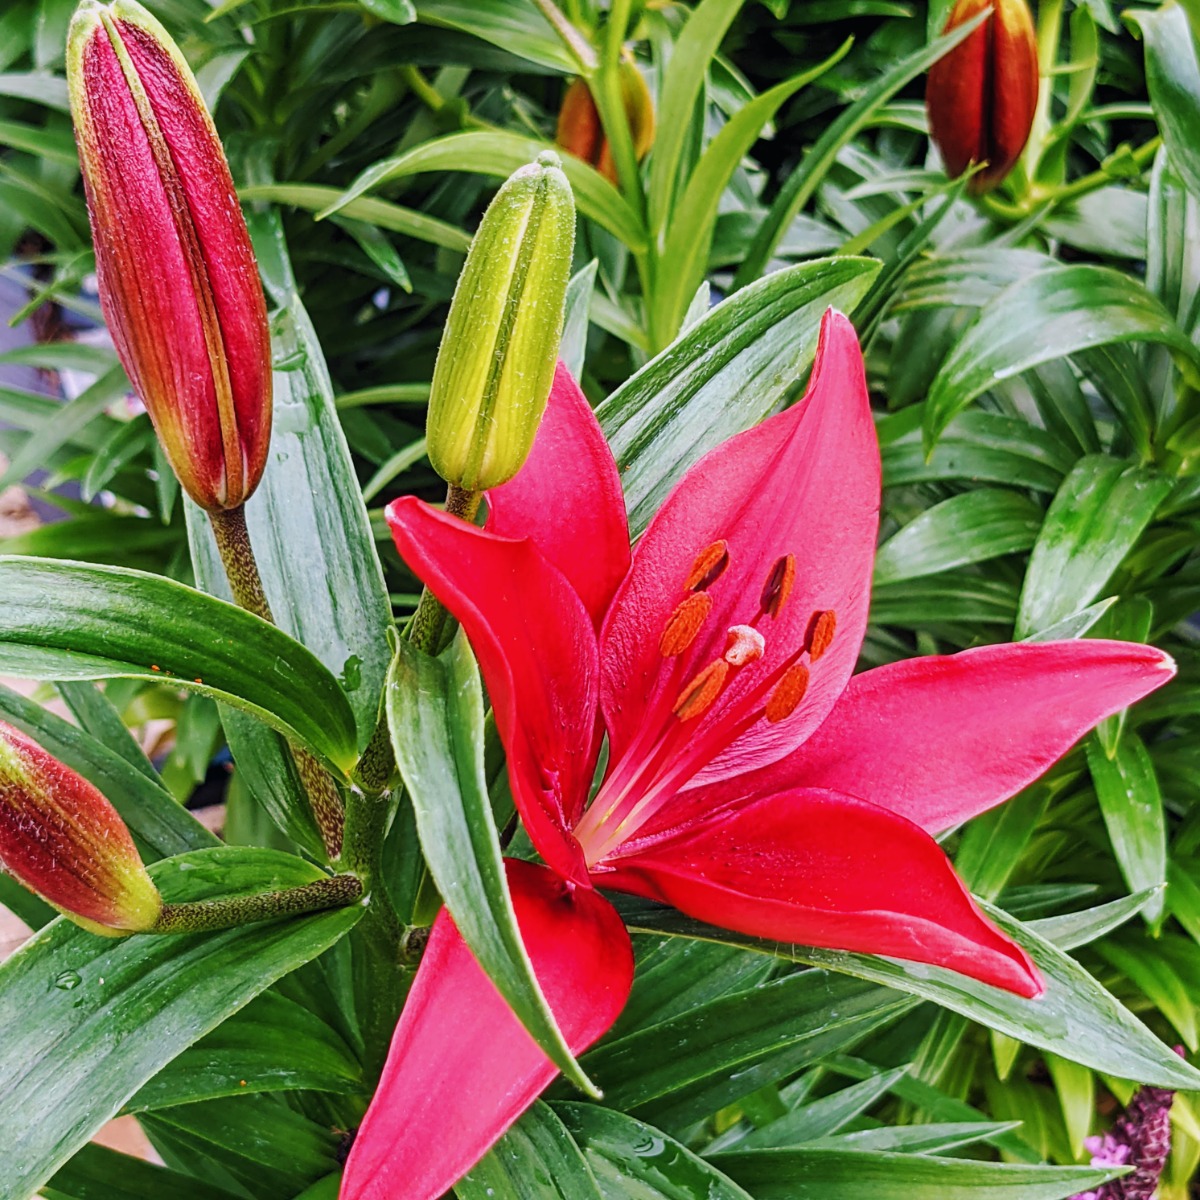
[530,0,597,71]
[591,0,644,214]
[209,504,273,622]
[152,874,363,934]
[408,485,482,654]
[208,504,345,860]
[1023,0,1065,182]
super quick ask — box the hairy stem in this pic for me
[152,873,363,934]
[407,484,482,655]
[208,503,345,859]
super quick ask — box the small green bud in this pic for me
[427,152,576,492]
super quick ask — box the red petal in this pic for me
[342,860,633,1200]
[695,639,1174,836]
[387,498,597,881]
[488,362,630,628]
[603,788,1042,998]
[599,310,879,788]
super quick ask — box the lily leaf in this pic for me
[386,633,598,1096]
[614,897,1200,1090]
[0,847,361,1198]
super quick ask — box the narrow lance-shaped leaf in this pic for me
[0,847,361,1197]
[386,633,598,1095]
[0,557,359,776]
[614,896,1200,1090]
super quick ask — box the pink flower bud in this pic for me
[0,722,161,935]
[926,0,1039,194]
[67,0,272,512]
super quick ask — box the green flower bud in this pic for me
[427,152,576,492]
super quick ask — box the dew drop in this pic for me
[54,969,82,991]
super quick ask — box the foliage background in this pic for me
[5,0,1200,1195]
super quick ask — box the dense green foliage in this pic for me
[6,0,1200,1196]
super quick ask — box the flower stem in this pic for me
[208,503,345,860]
[530,0,597,72]
[407,484,482,655]
[151,873,363,934]
[209,504,273,622]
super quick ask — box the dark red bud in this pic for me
[926,0,1039,194]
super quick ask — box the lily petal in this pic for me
[690,639,1174,836]
[342,860,634,1200]
[387,498,597,880]
[602,788,1042,998]
[598,310,879,796]
[488,362,631,627]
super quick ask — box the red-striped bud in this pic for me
[0,723,161,935]
[926,0,1039,194]
[556,61,655,186]
[67,0,272,511]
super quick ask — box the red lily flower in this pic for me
[342,311,1174,1200]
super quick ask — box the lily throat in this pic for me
[574,540,837,868]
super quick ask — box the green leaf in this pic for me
[879,408,1072,494]
[415,0,577,72]
[0,681,212,860]
[732,14,983,287]
[0,364,130,491]
[1130,3,1200,202]
[0,847,361,1197]
[1015,457,1172,637]
[0,71,70,110]
[561,259,598,380]
[654,43,852,343]
[140,1092,340,1196]
[239,183,471,252]
[813,1121,1022,1156]
[579,969,913,1126]
[1028,888,1164,950]
[386,633,597,1096]
[648,0,747,237]
[361,0,416,22]
[924,266,1200,452]
[711,1147,1120,1199]
[724,1068,911,1151]
[873,490,1044,585]
[323,131,648,253]
[614,898,1200,1090]
[123,989,361,1111]
[558,1104,755,1200]
[43,1143,240,1200]
[598,256,879,535]
[0,557,359,775]
[1087,734,1167,925]
[458,1101,603,1200]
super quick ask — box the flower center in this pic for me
[574,541,836,867]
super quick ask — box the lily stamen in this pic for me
[685,540,730,591]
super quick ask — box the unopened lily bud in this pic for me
[426,152,575,492]
[556,61,655,186]
[67,0,272,512]
[926,0,1039,194]
[0,723,161,936]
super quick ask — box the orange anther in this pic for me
[659,592,713,657]
[673,659,730,721]
[685,540,730,591]
[766,662,809,723]
[724,624,765,667]
[806,610,837,661]
[761,554,796,619]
